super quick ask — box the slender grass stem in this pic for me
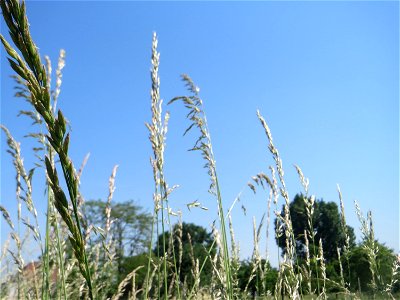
[215,176,233,299]
[43,186,51,300]
[54,212,67,300]
[160,187,168,300]
[145,207,158,299]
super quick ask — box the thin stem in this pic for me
[215,176,233,299]
[161,183,181,299]
[160,186,168,300]
[145,207,158,299]
[43,186,51,300]
[54,212,67,300]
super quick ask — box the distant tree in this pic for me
[276,194,356,262]
[348,241,397,294]
[237,259,278,297]
[153,222,215,288]
[84,199,152,273]
[117,253,155,298]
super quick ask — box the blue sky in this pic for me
[1,1,398,266]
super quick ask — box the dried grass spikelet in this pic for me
[247,169,275,264]
[45,55,52,91]
[8,236,25,295]
[318,239,327,300]
[355,200,380,291]
[248,172,274,195]
[146,259,159,297]
[269,166,279,205]
[210,225,224,294]
[186,233,201,297]
[77,152,90,184]
[210,244,222,300]
[168,75,217,196]
[336,184,353,291]
[112,266,143,300]
[337,247,345,289]
[169,74,233,298]
[244,215,265,295]
[0,237,10,265]
[304,230,312,294]
[257,111,301,298]
[304,195,315,236]
[44,48,66,114]
[1,126,36,219]
[385,254,400,299]
[176,218,183,277]
[53,49,66,111]
[256,110,289,202]
[145,32,181,299]
[294,165,309,195]
[337,185,350,252]
[146,34,170,196]
[1,124,44,299]
[105,165,118,237]
[167,272,177,298]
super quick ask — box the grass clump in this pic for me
[1,1,399,300]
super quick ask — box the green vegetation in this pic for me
[0,1,399,300]
[84,199,152,274]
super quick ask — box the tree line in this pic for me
[82,194,399,298]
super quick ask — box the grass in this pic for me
[1,1,399,300]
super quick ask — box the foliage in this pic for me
[237,259,278,296]
[348,241,397,293]
[276,194,356,262]
[118,254,153,298]
[153,222,215,288]
[84,199,152,268]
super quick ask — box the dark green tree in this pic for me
[348,241,397,294]
[276,194,356,262]
[237,259,278,296]
[117,253,156,298]
[153,222,216,289]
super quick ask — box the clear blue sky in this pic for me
[1,1,398,267]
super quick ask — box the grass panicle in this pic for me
[169,74,234,299]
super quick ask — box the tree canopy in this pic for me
[83,199,152,274]
[347,241,398,293]
[154,222,216,288]
[276,194,356,262]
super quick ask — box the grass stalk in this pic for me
[256,110,300,298]
[169,75,233,299]
[318,239,327,300]
[43,186,51,300]
[0,1,94,297]
[53,211,67,300]
[145,33,180,300]
[337,185,351,289]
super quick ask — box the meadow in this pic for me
[0,1,399,299]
